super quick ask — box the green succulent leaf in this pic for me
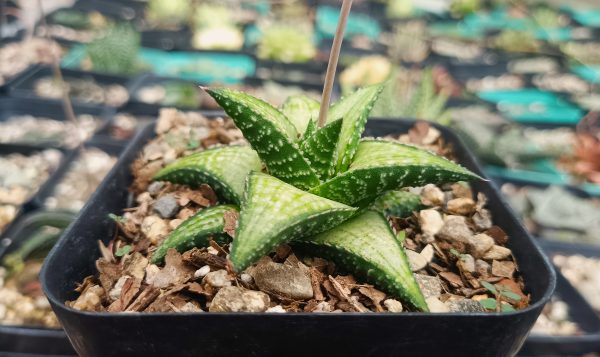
[327,83,384,174]
[206,88,320,190]
[310,139,480,205]
[153,145,261,205]
[299,119,343,180]
[151,205,237,264]
[295,211,428,311]
[230,172,357,272]
[281,94,321,136]
[370,190,424,218]
[479,298,498,310]
[302,118,317,141]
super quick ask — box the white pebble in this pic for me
[194,265,211,279]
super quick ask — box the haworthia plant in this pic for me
[294,210,428,311]
[151,84,481,308]
[230,172,357,272]
[153,145,261,205]
[310,139,479,205]
[280,94,320,136]
[206,88,321,190]
[151,205,238,264]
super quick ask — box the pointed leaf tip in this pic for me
[230,172,357,272]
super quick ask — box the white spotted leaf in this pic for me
[299,118,343,181]
[281,94,320,136]
[153,145,261,204]
[230,172,357,272]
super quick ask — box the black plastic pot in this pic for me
[519,241,600,356]
[0,97,114,148]
[41,118,554,356]
[0,210,77,356]
[0,143,71,238]
[140,28,192,51]
[255,59,326,87]
[10,65,134,108]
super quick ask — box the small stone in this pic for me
[420,244,434,263]
[483,245,512,260]
[467,233,495,258]
[141,215,169,245]
[437,215,473,243]
[251,261,313,300]
[446,198,476,215]
[419,209,444,241]
[414,274,442,298]
[475,259,491,278]
[384,299,403,312]
[209,286,270,312]
[207,246,219,255]
[266,305,286,313]
[169,219,183,230]
[473,209,493,230]
[406,250,428,271]
[315,301,333,312]
[153,195,179,219]
[491,260,516,278]
[240,273,253,285]
[136,192,152,204]
[144,264,160,285]
[147,181,164,196]
[194,265,211,279]
[109,276,129,301]
[421,184,445,206]
[426,297,450,313]
[203,269,232,288]
[447,299,486,313]
[458,254,476,274]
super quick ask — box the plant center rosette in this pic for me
[69,86,530,313]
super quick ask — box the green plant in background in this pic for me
[386,0,415,19]
[192,3,244,50]
[531,5,561,28]
[86,24,141,75]
[257,24,316,63]
[561,42,600,66]
[479,281,521,312]
[450,0,481,18]
[388,21,430,63]
[494,30,541,53]
[372,68,451,125]
[162,82,201,108]
[146,0,191,28]
[49,9,109,30]
[149,84,480,311]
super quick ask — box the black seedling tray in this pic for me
[0,97,114,148]
[33,138,126,209]
[0,144,71,238]
[140,27,192,51]
[255,59,326,87]
[0,210,78,356]
[10,66,134,108]
[0,35,33,94]
[518,240,600,356]
[41,117,554,356]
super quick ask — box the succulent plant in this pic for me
[388,21,430,64]
[86,24,141,75]
[372,68,451,124]
[494,30,541,53]
[257,24,316,63]
[150,84,480,311]
[449,0,481,18]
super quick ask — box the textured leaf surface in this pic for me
[299,119,342,180]
[327,83,384,173]
[310,139,480,205]
[153,146,261,205]
[206,88,320,190]
[295,211,428,311]
[281,94,320,136]
[151,205,238,264]
[230,172,357,272]
[370,191,424,218]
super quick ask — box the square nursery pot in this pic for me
[0,210,77,356]
[9,65,134,108]
[520,240,600,356]
[0,97,114,149]
[40,118,555,357]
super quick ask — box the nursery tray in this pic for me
[0,144,71,238]
[41,118,555,357]
[140,28,192,51]
[0,97,114,148]
[254,59,326,87]
[10,65,134,108]
[0,210,78,356]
